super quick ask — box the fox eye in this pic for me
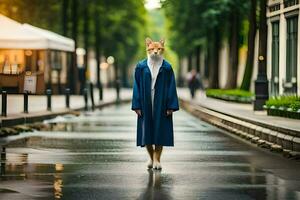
[148,48,154,51]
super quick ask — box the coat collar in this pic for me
[139,58,171,72]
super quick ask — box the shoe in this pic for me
[147,159,153,169]
[153,161,162,170]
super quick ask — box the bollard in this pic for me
[1,147,6,175]
[65,88,70,108]
[115,78,121,103]
[90,83,95,110]
[24,91,29,113]
[98,83,103,101]
[1,91,7,117]
[83,88,88,111]
[46,89,52,111]
[1,147,5,160]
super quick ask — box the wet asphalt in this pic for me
[0,104,300,200]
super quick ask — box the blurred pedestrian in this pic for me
[186,69,203,98]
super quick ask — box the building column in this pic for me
[297,4,300,95]
[279,11,287,95]
[267,18,272,94]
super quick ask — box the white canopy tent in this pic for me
[22,24,74,52]
[0,14,74,52]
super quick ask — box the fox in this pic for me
[134,37,174,170]
[146,37,165,60]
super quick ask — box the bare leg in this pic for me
[153,145,163,169]
[146,145,154,168]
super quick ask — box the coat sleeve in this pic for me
[167,68,179,111]
[131,64,141,110]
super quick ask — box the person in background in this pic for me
[186,69,203,99]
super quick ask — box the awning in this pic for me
[0,14,74,52]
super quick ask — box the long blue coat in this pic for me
[131,59,179,147]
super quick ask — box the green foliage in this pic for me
[265,95,300,111]
[206,89,253,103]
[0,0,147,76]
[162,0,250,57]
[146,9,178,73]
[265,95,300,119]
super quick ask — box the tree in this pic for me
[0,0,147,89]
[241,0,257,90]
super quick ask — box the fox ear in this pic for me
[159,38,165,46]
[145,37,152,46]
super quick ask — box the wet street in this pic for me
[1,103,300,200]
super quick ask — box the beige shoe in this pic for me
[147,159,153,169]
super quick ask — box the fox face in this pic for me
[146,37,165,60]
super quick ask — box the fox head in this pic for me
[145,37,165,60]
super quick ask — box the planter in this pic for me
[265,106,300,119]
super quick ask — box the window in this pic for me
[284,0,299,8]
[269,4,280,13]
[286,16,298,84]
[271,21,280,96]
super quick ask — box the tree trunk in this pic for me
[83,0,89,86]
[62,0,69,36]
[177,55,184,86]
[240,0,257,90]
[94,4,102,99]
[188,54,193,71]
[225,10,239,89]
[208,30,220,88]
[195,45,201,72]
[121,61,128,87]
[69,0,78,94]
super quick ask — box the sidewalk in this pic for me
[0,88,132,127]
[177,88,300,134]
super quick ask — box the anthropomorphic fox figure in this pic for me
[131,37,179,170]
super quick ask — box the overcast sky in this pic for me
[144,0,161,10]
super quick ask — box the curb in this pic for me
[0,98,131,128]
[180,99,300,159]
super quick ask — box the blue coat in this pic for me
[131,59,179,147]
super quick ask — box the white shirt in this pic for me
[147,56,163,113]
[147,57,163,90]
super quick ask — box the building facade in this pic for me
[267,0,300,96]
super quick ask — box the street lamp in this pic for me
[254,0,269,111]
[107,56,114,65]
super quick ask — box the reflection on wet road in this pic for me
[1,104,300,199]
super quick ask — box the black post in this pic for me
[114,62,120,102]
[116,78,120,103]
[90,83,95,110]
[1,147,5,160]
[83,88,88,111]
[1,147,6,175]
[1,91,7,117]
[254,0,269,110]
[65,88,70,108]
[46,89,52,111]
[24,91,28,113]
